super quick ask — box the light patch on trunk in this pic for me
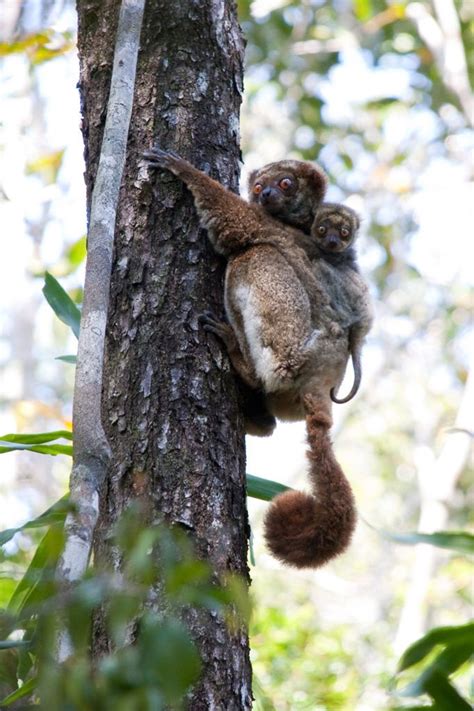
[60,532,91,581]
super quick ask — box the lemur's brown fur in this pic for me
[144,147,356,569]
[248,159,327,233]
[265,397,355,568]
[310,203,373,402]
[248,164,373,403]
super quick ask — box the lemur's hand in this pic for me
[143,146,185,171]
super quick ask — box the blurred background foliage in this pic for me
[0,0,472,709]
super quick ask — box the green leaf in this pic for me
[140,617,201,703]
[246,474,291,501]
[402,669,471,709]
[42,272,81,338]
[398,623,474,672]
[0,440,73,456]
[26,150,64,183]
[0,496,71,547]
[0,31,50,56]
[8,526,64,615]
[398,642,472,703]
[0,676,37,706]
[0,430,72,444]
[0,578,17,606]
[353,0,373,21]
[66,235,87,268]
[431,643,473,677]
[56,354,77,363]
[0,430,73,457]
[375,527,474,555]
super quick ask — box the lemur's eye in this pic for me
[279,177,293,191]
[253,183,263,195]
[318,225,326,235]
[341,227,349,238]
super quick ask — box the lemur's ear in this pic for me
[247,169,260,199]
[305,163,328,203]
[342,205,361,231]
[247,169,258,187]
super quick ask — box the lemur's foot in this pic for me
[143,146,182,169]
[199,312,238,351]
[329,322,344,337]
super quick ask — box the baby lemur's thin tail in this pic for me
[263,397,356,568]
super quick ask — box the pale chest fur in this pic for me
[223,245,349,413]
[224,246,314,394]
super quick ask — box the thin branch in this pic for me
[394,356,474,655]
[407,1,473,125]
[56,0,145,662]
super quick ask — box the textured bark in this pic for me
[76,0,251,708]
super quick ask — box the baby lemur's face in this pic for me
[311,204,359,254]
[248,160,327,233]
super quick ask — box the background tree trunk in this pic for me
[76,1,251,708]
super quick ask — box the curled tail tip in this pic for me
[264,490,356,569]
[331,356,362,404]
[330,384,358,404]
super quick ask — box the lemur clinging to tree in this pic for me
[144,147,356,568]
[248,160,372,403]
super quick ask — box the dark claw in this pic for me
[203,322,223,334]
[200,315,230,342]
[199,312,226,332]
[142,147,181,166]
[198,311,218,324]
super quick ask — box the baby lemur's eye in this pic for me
[253,183,263,195]
[341,228,349,238]
[318,225,326,235]
[279,178,293,191]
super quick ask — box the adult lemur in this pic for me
[144,147,356,568]
[249,161,373,403]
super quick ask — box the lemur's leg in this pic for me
[200,313,261,390]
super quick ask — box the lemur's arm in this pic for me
[143,147,262,256]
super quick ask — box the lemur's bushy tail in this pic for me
[263,398,356,568]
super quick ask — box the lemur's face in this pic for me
[251,171,298,214]
[311,206,359,254]
[248,160,327,232]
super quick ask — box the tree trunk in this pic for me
[76,1,251,708]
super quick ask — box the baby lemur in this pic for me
[144,147,356,569]
[308,203,372,403]
[249,162,372,403]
